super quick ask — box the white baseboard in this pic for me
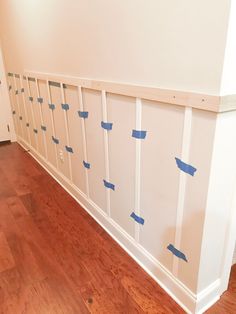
[17,136,221,314]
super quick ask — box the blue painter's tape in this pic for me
[167,244,188,262]
[65,145,73,153]
[132,130,147,139]
[52,136,59,144]
[29,96,33,102]
[103,179,115,191]
[26,123,30,127]
[37,97,43,103]
[175,158,197,176]
[33,129,38,134]
[15,90,18,95]
[78,111,89,118]
[49,103,55,110]
[12,110,16,115]
[101,121,113,131]
[83,161,90,169]
[19,116,23,120]
[21,88,24,93]
[130,212,145,225]
[41,125,46,131]
[61,103,69,111]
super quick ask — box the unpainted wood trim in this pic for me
[21,70,235,113]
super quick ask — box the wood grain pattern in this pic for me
[0,142,235,313]
[24,71,222,113]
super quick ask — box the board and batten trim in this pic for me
[22,70,232,113]
[17,135,221,314]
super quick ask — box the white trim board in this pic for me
[17,136,221,314]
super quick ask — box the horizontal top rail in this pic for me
[9,70,236,113]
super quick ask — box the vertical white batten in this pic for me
[101,90,111,217]
[13,75,23,137]
[78,86,90,198]
[26,77,39,150]
[173,106,192,276]
[36,78,48,160]
[134,98,142,242]
[46,80,59,169]
[20,75,31,145]
[60,83,73,182]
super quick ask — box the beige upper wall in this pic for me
[0,0,231,95]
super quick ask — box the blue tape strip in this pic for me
[103,179,115,191]
[175,158,197,176]
[29,96,33,102]
[41,125,47,131]
[61,103,69,111]
[132,130,147,139]
[26,123,30,127]
[37,97,43,103]
[65,145,73,153]
[15,90,18,95]
[21,88,24,93]
[52,136,59,144]
[78,111,89,118]
[49,103,55,110]
[130,212,145,225]
[101,121,113,131]
[12,110,16,115]
[167,244,188,262]
[19,116,23,120]
[83,161,90,169]
[33,129,38,134]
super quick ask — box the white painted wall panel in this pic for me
[15,77,28,142]
[28,80,45,158]
[37,80,57,167]
[50,84,70,178]
[64,85,87,194]
[83,88,106,212]
[22,78,37,150]
[107,93,136,237]
[8,76,19,136]
[140,101,184,271]
[14,77,24,139]
[177,110,216,292]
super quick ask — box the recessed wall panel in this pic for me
[64,85,86,194]
[107,93,136,237]
[140,101,184,271]
[38,80,57,167]
[28,80,45,157]
[50,84,70,179]
[178,110,216,292]
[83,88,106,211]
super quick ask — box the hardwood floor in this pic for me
[0,142,235,314]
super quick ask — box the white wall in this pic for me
[220,0,236,95]
[0,0,231,95]
[0,45,16,141]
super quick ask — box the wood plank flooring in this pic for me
[0,142,235,313]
